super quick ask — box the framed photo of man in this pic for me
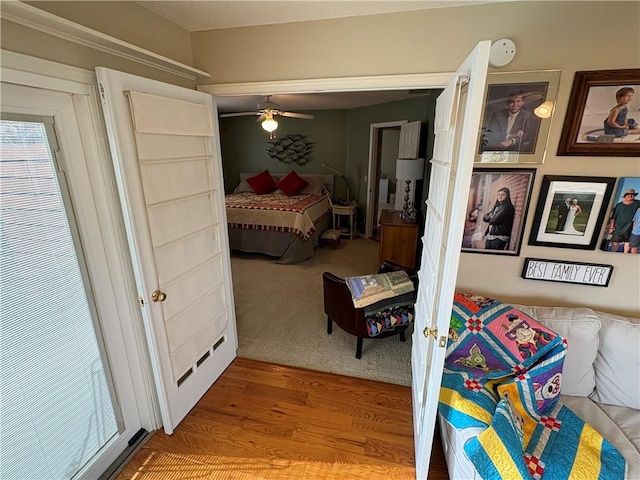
[600,177,640,253]
[528,176,616,250]
[462,168,536,256]
[557,69,640,157]
[475,70,560,164]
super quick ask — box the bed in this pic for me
[225,171,334,264]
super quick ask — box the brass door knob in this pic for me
[151,290,167,302]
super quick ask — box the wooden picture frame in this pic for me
[522,258,613,287]
[475,70,560,164]
[528,175,616,250]
[462,168,536,256]
[557,69,640,156]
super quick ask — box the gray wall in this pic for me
[220,95,436,212]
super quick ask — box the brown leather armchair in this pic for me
[322,260,418,359]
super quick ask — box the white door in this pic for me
[0,82,145,479]
[96,68,237,434]
[411,41,490,479]
[398,120,421,159]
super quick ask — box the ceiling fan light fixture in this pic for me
[261,114,278,133]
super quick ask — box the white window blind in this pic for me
[0,120,118,479]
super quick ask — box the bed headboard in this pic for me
[238,172,335,198]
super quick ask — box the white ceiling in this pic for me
[136,0,509,33]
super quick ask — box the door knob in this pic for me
[151,290,167,302]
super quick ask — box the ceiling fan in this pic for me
[219,96,314,136]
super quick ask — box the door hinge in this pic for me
[137,296,145,307]
[98,82,106,101]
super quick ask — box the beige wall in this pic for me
[2,2,195,88]
[26,1,193,66]
[191,1,640,316]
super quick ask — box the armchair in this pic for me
[322,260,418,359]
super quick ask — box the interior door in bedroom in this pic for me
[96,67,237,434]
[411,41,490,479]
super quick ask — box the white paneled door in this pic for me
[96,68,237,434]
[411,41,490,479]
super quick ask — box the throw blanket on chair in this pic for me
[438,293,627,480]
[345,271,415,337]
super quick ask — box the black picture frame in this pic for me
[462,168,536,256]
[528,175,616,250]
[522,257,613,287]
[557,69,640,157]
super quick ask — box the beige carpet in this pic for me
[230,238,413,386]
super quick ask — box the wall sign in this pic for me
[521,257,613,287]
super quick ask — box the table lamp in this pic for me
[322,163,350,203]
[396,158,425,222]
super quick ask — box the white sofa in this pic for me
[438,305,640,480]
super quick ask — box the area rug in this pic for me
[230,238,413,386]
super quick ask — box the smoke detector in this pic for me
[489,39,516,67]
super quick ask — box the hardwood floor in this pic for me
[118,358,449,480]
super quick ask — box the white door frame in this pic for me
[364,120,407,238]
[1,50,159,435]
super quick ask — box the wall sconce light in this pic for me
[534,101,554,119]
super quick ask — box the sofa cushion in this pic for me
[513,305,600,397]
[590,311,640,410]
[561,395,640,480]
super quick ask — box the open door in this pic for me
[96,68,237,434]
[411,41,490,478]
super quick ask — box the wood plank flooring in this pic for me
[118,358,449,480]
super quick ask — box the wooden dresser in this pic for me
[378,209,419,270]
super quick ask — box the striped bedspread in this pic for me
[438,293,627,480]
[225,192,330,241]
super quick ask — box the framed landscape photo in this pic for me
[600,177,640,253]
[557,69,640,156]
[528,176,616,250]
[475,70,560,164]
[462,168,536,256]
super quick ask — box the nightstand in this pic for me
[332,202,357,239]
[378,209,418,270]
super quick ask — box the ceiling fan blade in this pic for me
[280,111,314,119]
[219,111,260,118]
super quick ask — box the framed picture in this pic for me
[557,69,640,156]
[476,70,561,164]
[528,176,616,250]
[462,168,536,256]
[599,177,640,253]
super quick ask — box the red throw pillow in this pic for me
[246,169,277,194]
[276,171,309,196]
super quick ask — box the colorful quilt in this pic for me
[225,192,330,241]
[345,271,414,309]
[438,293,627,480]
[345,271,415,337]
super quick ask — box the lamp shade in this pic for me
[534,101,554,119]
[261,117,278,133]
[396,158,425,181]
